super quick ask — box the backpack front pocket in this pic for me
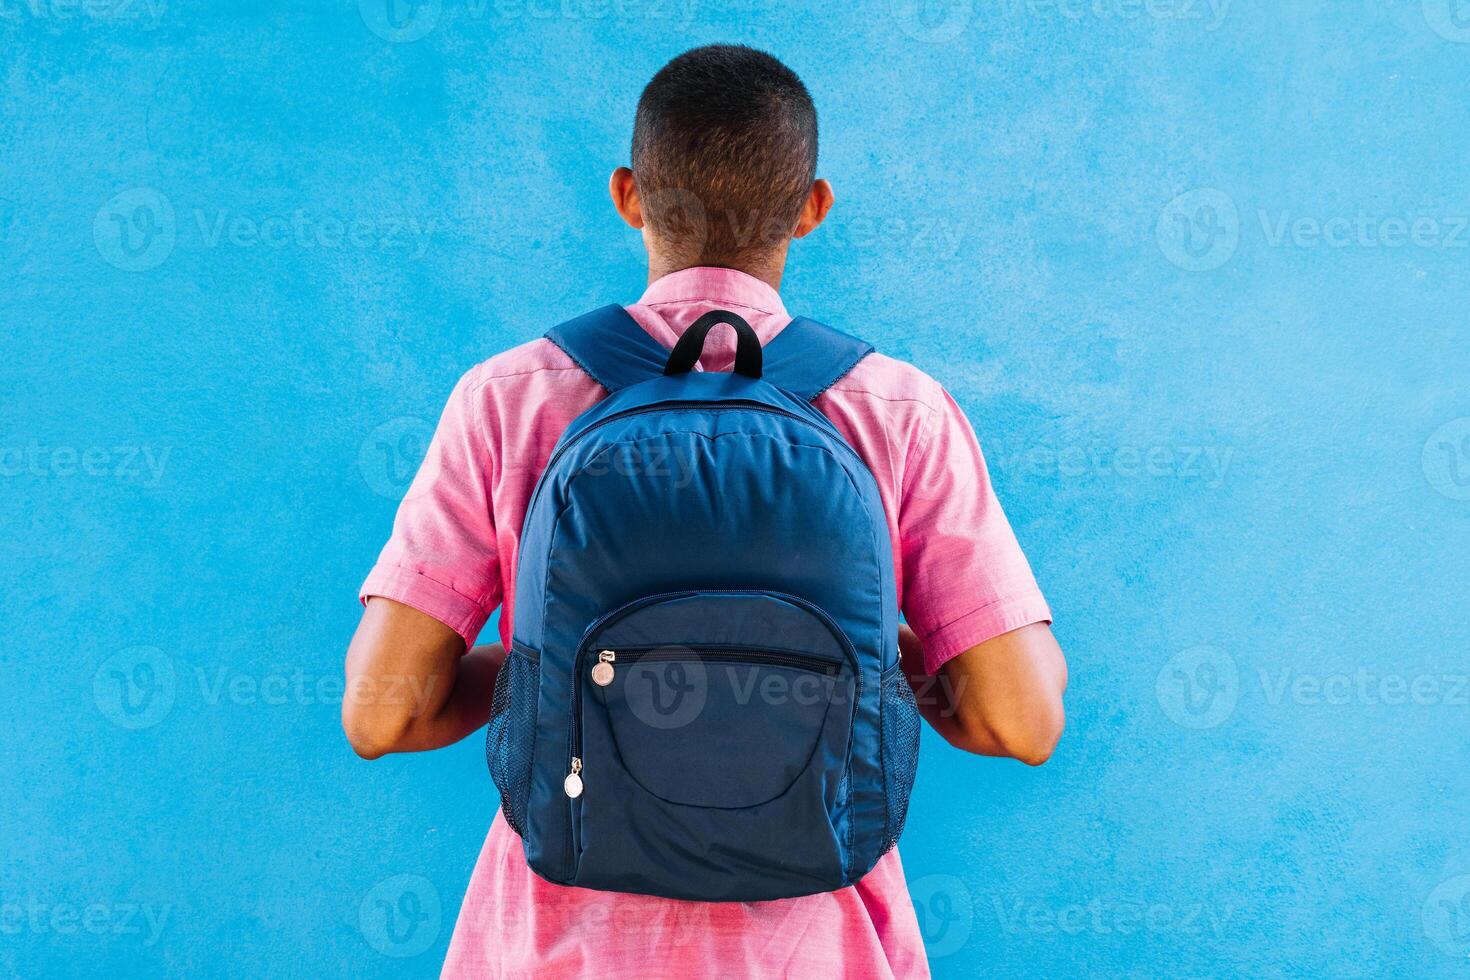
[596,646,841,808]
[563,591,859,901]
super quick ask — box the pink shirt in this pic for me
[362,267,1051,979]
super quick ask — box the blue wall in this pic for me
[3,2,1467,976]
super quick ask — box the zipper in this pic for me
[597,645,841,680]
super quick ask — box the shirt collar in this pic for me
[637,267,787,318]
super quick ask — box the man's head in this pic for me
[611,45,833,285]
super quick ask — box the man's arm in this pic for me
[342,597,504,759]
[902,622,1067,766]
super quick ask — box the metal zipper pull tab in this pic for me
[591,650,616,687]
[564,757,583,798]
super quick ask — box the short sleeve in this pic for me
[899,388,1051,674]
[359,372,501,649]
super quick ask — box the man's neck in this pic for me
[647,251,788,292]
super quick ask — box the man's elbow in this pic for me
[342,697,413,761]
[955,698,1065,766]
[1006,704,1064,766]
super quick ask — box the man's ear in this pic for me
[793,179,834,239]
[610,167,644,229]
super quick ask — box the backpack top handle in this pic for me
[663,310,763,380]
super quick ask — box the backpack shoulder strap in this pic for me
[760,316,874,401]
[545,304,669,394]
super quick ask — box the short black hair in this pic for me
[631,45,818,267]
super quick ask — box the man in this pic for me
[344,44,1066,978]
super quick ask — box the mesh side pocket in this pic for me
[486,644,538,836]
[880,662,921,852]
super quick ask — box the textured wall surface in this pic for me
[3,2,1468,976]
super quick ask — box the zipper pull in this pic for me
[591,649,616,687]
[564,757,583,798]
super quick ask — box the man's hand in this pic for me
[342,597,504,759]
[902,623,1067,765]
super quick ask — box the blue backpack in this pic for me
[486,305,920,902]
